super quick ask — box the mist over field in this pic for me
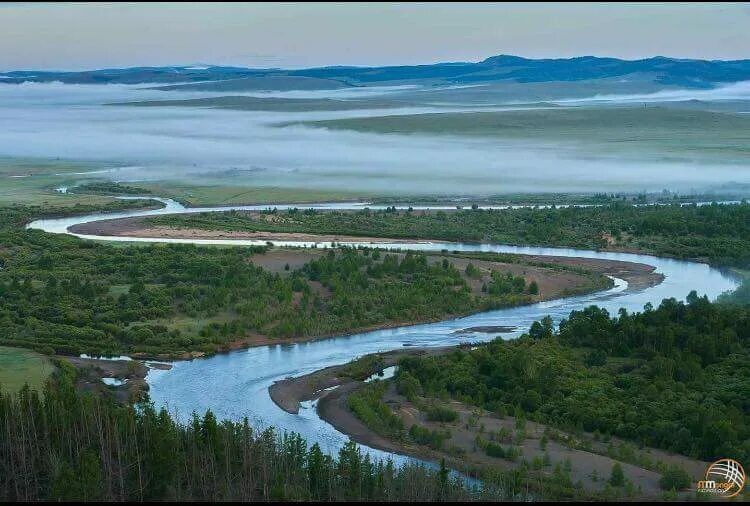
[2,78,750,196]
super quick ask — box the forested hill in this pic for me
[3,55,750,87]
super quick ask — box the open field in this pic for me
[0,346,56,394]
[112,95,407,112]
[0,158,374,208]
[300,106,750,163]
[0,158,131,207]
[136,182,372,206]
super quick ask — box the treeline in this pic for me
[396,293,750,463]
[73,182,152,195]
[149,201,750,267]
[0,200,155,230]
[0,207,536,356]
[0,367,489,502]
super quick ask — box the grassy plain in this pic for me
[0,158,128,208]
[112,96,405,112]
[0,346,56,394]
[300,106,750,162]
[137,182,371,207]
[0,158,372,208]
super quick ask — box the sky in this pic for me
[1,2,750,71]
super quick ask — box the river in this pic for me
[27,198,740,467]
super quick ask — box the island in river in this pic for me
[69,214,663,359]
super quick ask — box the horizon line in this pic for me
[3,53,750,75]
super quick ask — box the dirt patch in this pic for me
[521,254,664,292]
[248,248,325,273]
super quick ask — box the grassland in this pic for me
[299,106,750,162]
[0,346,56,394]
[136,182,372,207]
[0,158,132,208]
[112,96,405,112]
[0,157,373,208]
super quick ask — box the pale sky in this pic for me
[1,2,749,71]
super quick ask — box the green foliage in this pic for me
[487,270,527,296]
[339,354,385,380]
[465,263,481,279]
[529,315,554,339]
[609,462,625,487]
[425,404,459,423]
[0,206,532,355]
[150,202,750,268]
[0,377,485,502]
[408,424,451,450]
[484,442,507,459]
[658,465,692,491]
[398,295,750,463]
[527,280,539,295]
[347,382,404,440]
[74,182,152,195]
[718,275,750,305]
[481,440,522,462]
[394,370,422,400]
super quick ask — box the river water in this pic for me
[27,199,740,466]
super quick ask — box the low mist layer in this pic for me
[1,80,749,196]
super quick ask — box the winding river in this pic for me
[27,199,740,466]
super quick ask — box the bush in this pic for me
[408,424,450,450]
[658,465,692,491]
[484,442,506,458]
[609,462,625,487]
[425,405,459,423]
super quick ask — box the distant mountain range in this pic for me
[3,55,750,89]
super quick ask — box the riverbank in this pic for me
[290,350,714,500]
[269,346,460,414]
[60,355,171,403]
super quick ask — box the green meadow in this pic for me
[0,346,56,394]
[300,106,750,163]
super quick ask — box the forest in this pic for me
[72,182,153,195]
[0,206,544,357]
[395,293,750,463]
[0,363,496,502]
[149,201,750,267]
